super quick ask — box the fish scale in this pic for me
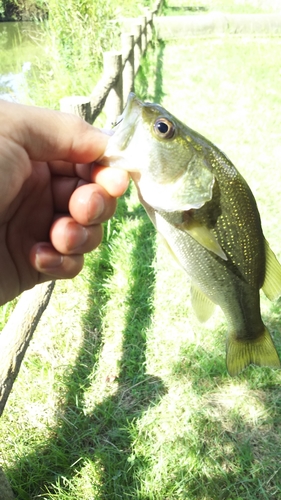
[102,93,281,376]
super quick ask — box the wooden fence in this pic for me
[60,0,163,125]
[0,0,163,422]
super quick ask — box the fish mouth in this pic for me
[101,93,143,170]
[114,93,141,146]
[114,92,141,128]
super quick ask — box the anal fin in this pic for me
[262,239,281,301]
[191,284,216,323]
[226,327,281,376]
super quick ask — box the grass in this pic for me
[1,20,281,500]
[34,0,158,109]
[0,0,156,108]
[163,0,281,15]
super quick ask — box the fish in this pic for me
[101,92,281,376]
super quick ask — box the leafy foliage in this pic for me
[0,0,47,20]
[25,0,118,107]
[1,1,281,499]
[25,0,155,108]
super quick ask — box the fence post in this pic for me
[146,11,153,43]
[133,23,142,74]
[122,33,135,104]
[59,4,161,125]
[140,15,148,53]
[60,95,92,122]
[103,51,123,127]
[0,281,55,418]
[0,0,164,433]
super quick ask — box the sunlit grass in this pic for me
[163,0,281,15]
[34,0,157,109]
[0,0,156,108]
[1,23,281,500]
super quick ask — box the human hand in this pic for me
[0,99,129,305]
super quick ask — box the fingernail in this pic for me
[35,244,63,270]
[88,192,105,223]
[66,222,88,250]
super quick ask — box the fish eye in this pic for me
[153,118,175,139]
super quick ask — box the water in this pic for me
[0,22,44,102]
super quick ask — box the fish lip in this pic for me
[102,94,215,212]
[114,92,142,134]
[101,93,143,170]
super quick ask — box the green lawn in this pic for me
[1,27,281,500]
[163,0,281,15]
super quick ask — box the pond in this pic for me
[0,21,45,102]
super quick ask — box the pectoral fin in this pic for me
[182,223,227,261]
[191,285,216,322]
[262,240,281,301]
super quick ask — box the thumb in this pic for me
[0,99,109,164]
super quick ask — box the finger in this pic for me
[68,183,117,226]
[50,161,130,197]
[52,176,82,213]
[30,243,84,279]
[91,164,130,197]
[1,100,109,164]
[49,217,103,254]
[51,166,129,214]
[48,160,92,182]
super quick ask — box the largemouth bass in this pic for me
[101,93,281,376]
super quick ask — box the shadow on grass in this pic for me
[6,191,166,499]
[167,316,281,499]
[164,401,281,499]
[5,41,168,499]
[10,38,281,499]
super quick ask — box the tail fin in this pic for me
[226,327,281,376]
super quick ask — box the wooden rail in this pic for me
[0,0,163,423]
[0,281,55,418]
[60,0,163,124]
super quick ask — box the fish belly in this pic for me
[144,204,281,376]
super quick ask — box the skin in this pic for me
[104,95,281,374]
[0,99,129,305]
